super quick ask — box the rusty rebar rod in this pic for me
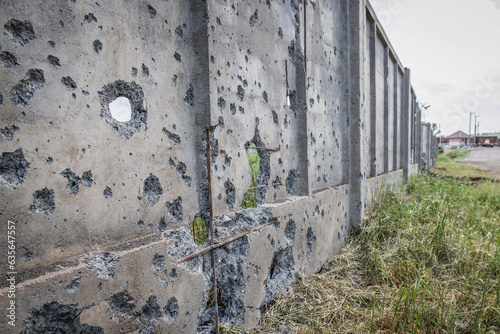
[206,128,219,334]
[173,219,277,264]
[247,183,283,190]
[251,147,280,152]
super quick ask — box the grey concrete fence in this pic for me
[0,0,437,332]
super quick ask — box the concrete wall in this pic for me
[0,0,437,332]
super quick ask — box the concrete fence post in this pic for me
[402,68,411,179]
[348,0,366,228]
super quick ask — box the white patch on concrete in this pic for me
[109,96,132,122]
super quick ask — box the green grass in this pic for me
[258,172,500,333]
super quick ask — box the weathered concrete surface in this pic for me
[0,0,436,332]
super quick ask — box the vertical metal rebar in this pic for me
[206,128,219,334]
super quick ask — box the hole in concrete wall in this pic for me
[98,80,147,139]
[241,119,271,208]
[241,143,259,209]
[165,196,183,223]
[190,217,207,245]
[109,96,132,122]
[285,168,298,195]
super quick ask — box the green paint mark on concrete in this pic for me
[241,144,260,209]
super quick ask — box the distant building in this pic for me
[475,136,499,147]
[442,130,472,147]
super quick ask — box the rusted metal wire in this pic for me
[206,128,219,334]
[173,219,277,264]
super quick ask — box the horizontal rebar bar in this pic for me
[173,219,277,264]
[247,183,283,190]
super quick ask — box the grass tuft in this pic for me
[257,172,500,333]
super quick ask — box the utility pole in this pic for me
[469,112,474,147]
[474,115,480,147]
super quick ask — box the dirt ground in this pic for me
[459,147,500,178]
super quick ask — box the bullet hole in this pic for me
[175,161,192,186]
[217,97,226,110]
[158,217,167,232]
[109,96,132,122]
[172,74,177,86]
[46,156,53,164]
[48,40,56,48]
[239,106,245,114]
[162,128,181,146]
[184,83,194,108]
[210,55,215,64]
[60,169,92,196]
[131,67,138,77]
[98,80,147,138]
[61,76,77,91]
[218,116,225,128]
[306,227,316,260]
[216,17,221,25]
[249,9,259,26]
[0,51,19,68]
[175,26,183,38]
[263,91,268,103]
[139,296,162,334]
[152,253,165,272]
[266,0,271,8]
[21,302,104,334]
[103,186,113,198]
[0,148,30,190]
[143,174,163,206]
[23,248,34,262]
[174,52,181,62]
[237,85,245,101]
[284,220,296,245]
[278,27,283,39]
[164,297,179,322]
[92,39,103,53]
[66,277,81,294]
[165,196,183,223]
[84,252,123,280]
[139,63,149,77]
[4,19,36,45]
[147,4,157,18]
[285,169,298,195]
[59,20,64,27]
[271,110,279,126]
[242,79,248,87]
[11,68,45,106]
[29,187,55,215]
[81,90,90,96]
[0,92,2,105]
[84,13,97,23]
[106,290,136,318]
[137,220,145,229]
[224,179,235,210]
[1,125,20,141]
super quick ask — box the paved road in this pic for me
[460,147,500,177]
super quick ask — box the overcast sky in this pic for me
[369,0,500,136]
